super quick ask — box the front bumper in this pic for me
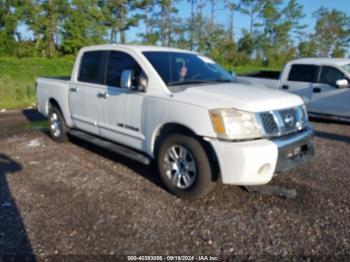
[274,126,314,173]
[209,126,315,185]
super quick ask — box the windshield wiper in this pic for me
[167,80,216,86]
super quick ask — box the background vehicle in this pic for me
[237,58,350,122]
[36,45,314,200]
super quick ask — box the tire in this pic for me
[157,133,216,200]
[48,106,68,143]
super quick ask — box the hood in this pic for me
[171,83,304,112]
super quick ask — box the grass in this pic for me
[0,57,74,109]
[0,57,277,110]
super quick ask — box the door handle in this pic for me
[70,86,79,92]
[282,85,289,90]
[313,87,321,93]
[98,91,109,99]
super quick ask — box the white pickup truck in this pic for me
[36,45,314,199]
[238,58,350,122]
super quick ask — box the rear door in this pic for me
[99,51,146,150]
[69,50,107,135]
[309,66,350,118]
[282,64,319,104]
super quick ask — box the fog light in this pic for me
[258,163,271,176]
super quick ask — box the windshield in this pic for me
[342,64,350,74]
[143,51,234,87]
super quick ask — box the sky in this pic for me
[126,0,350,43]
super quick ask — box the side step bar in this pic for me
[68,129,151,165]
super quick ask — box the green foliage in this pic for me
[0,1,350,109]
[252,0,305,66]
[100,0,144,44]
[21,0,70,58]
[1,0,349,63]
[312,7,350,57]
[297,40,317,58]
[239,0,264,33]
[0,0,22,56]
[62,0,107,55]
[0,57,74,109]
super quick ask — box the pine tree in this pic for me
[61,0,107,55]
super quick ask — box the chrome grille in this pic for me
[259,112,278,134]
[258,106,307,137]
[280,108,299,133]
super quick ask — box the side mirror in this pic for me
[336,79,349,88]
[120,69,134,89]
[120,69,148,92]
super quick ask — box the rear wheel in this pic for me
[157,134,216,200]
[48,106,68,143]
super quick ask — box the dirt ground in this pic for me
[0,110,349,259]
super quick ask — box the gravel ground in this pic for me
[0,111,349,259]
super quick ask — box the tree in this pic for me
[151,0,179,46]
[312,7,350,57]
[297,39,317,58]
[239,0,263,34]
[254,0,305,66]
[225,1,238,41]
[138,0,156,43]
[0,0,21,56]
[187,0,197,50]
[237,30,254,56]
[61,0,107,55]
[22,0,69,57]
[100,0,143,44]
[283,0,306,42]
[196,0,206,52]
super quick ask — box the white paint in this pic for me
[36,44,313,186]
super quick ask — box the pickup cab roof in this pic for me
[79,44,198,54]
[290,58,350,66]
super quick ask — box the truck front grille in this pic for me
[258,106,307,137]
[259,112,279,134]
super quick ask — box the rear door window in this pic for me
[288,64,319,83]
[106,51,142,88]
[78,51,106,84]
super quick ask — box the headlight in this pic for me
[209,108,262,140]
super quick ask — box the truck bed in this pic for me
[238,70,281,79]
[36,76,71,125]
[38,76,71,82]
[236,70,281,90]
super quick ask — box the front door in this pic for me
[99,51,146,150]
[309,66,350,118]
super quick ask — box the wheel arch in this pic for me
[48,98,67,125]
[47,98,72,127]
[48,98,61,110]
[152,122,220,181]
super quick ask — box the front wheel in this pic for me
[48,106,68,143]
[157,134,216,200]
